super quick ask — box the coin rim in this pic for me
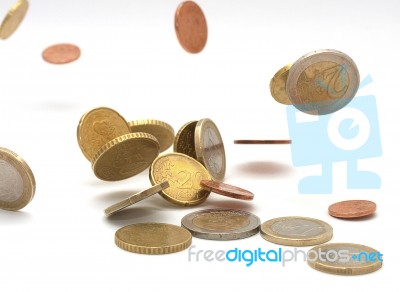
[200,180,254,201]
[234,140,292,145]
[0,0,29,40]
[328,200,377,218]
[270,64,292,105]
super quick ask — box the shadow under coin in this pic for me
[330,213,378,222]
[0,210,32,225]
[104,207,160,227]
[93,190,142,207]
[202,198,256,212]
[234,161,293,177]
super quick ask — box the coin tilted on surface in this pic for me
[77,107,131,161]
[149,153,211,206]
[92,133,159,181]
[174,1,207,53]
[182,209,260,240]
[286,49,360,115]
[0,147,35,211]
[260,216,333,246]
[234,140,291,145]
[115,223,192,254]
[104,181,170,216]
[270,64,292,105]
[128,119,175,153]
[174,120,197,159]
[200,180,254,201]
[328,200,376,219]
[42,43,81,64]
[0,0,29,40]
[307,243,383,275]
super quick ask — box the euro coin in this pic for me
[328,200,376,219]
[0,0,29,40]
[42,43,81,64]
[200,180,254,200]
[174,120,197,159]
[270,64,292,105]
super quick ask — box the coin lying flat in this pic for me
[307,243,383,275]
[0,147,35,211]
[128,119,174,153]
[260,216,333,246]
[115,223,192,254]
[328,200,376,219]
[182,209,260,240]
[200,180,254,201]
[234,140,291,144]
[270,64,292,105]
[195,118,226,181]
[77,107,131,161]
[174,120,197,159]
[104,181,170,216]
[175,1,207,53]
[92,133,159,181]
[0,0,29,40]
[42,43,81,64]
[286,49,360,115]
[149,153,211,206]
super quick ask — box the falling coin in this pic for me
[0,147,35,211]
[182,209,260,240]
[0,0,29,40]
[234,140,291,144]
[200,180,254,200]
[260,216,333,246]
[42,43,81,64]
[328,200,376,219]
[174,120,197,159]
[270,64,292,105]
[307,243,383,275]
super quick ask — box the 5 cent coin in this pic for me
[328,200,376,219]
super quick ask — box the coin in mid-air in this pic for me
[200,180,254,201]
[234,140,291,144]
[182,209,260,240]
[174,1,207,53]
[149,153,211,206]
[42,43,81,64]
[115,223,192,254]
[0,147,35,211]
[260,216,333,246]
[0,0,29,40]
[286,49,360,115]
[270,64,292,105]
[328,200,376,219]
[307,243,382,275]
[174,120,197,159]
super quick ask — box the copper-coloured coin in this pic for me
[42,43,81,64]
[328,200,376,219]
[234,140,291,144]
[174,1,207,53]
[200,180,254,201]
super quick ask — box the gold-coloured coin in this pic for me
[270,64,292,105]
[77,107,131,161]
[92,133,160,181]
[307,243,383,275]
[0,147,35,211]
[149,153,211,206]
[115,223,192,254]
[0,0,29,40]
[173,120,197,159]
[128,119,175,153]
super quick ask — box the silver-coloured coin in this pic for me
[181,208,260,240]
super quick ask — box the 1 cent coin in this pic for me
[200,180,254,200]
[42,43,81,64]
[328,200,376,219]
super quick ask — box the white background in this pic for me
[1,0,398,290]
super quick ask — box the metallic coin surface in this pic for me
[42,43,81,64]
[286,49,360,115]
[260,216,333,246]
[115,223,192,254]
[195,118,226,181]
[181,209,260,240]
[234,140,291,144]
[0,0,29,40]
[175,1,207,53]
[174,120,197,159]
[307,243,383,275]
[92,133,159,181]
[200,180,254,200]
[0,147,35,211]
[77,107,131,161]
[149,153,211,206]
[270,64,292,105]
[328,200,376,219]
[128,119,175,152]
[104,181,170,216]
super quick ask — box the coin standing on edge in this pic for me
[328,200,376,219]
[0,0,29,40]
[42,43,81,64]
[200,180,254,201]
[0,147,35,211]
[307,243,383,275]
[174,120,198,159]
[234,140,291,145]
[260,216,333,246]
[270,64,292,105]
[182,209,260,240]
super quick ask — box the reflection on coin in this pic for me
[182,209,260,240]
[92,133,159,181]
[195,118,226,181]
[42,43,81,64]
[0,0,29,40]
[200,180,254,201]
[77,107,131,161]
[270,64,292,105]
[175,1,207,53]
[260,216,333,246]
[115,223,192,254]
[307,243,382,275]
[0,147,35,211]
[328,200,376,219]
[234,140,291,144]
[286,49,360,115]
[174,120,197,159]
[128,119,174,153]
[149,153,211,206]
[104,181,170,216]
